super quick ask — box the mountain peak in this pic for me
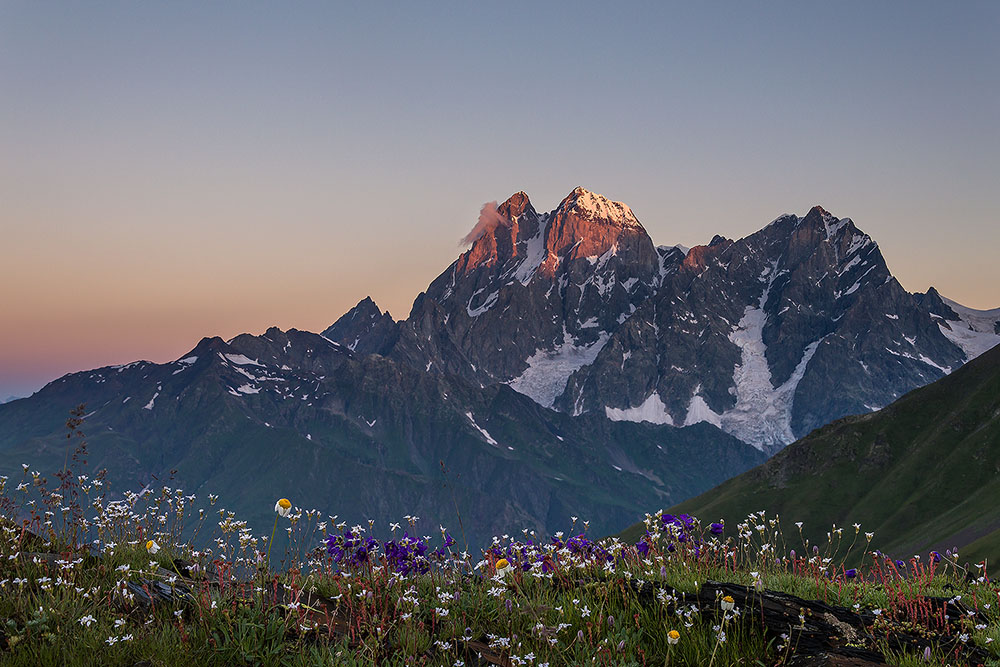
[497,191,536,220]
[557,187,642,229]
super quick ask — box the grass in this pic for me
[1,419,999,665]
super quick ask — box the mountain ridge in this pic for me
[327,189,1000,452]
[0,323,765,546]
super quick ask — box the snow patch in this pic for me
[222,353,264,367]
[684,393,722,428]
[937,296,1000,360]
[467,289,499,317]
[567,188,642,228]
[507,329,609,408]
[177,356,198,365]
[142,393,159,410]
[605,392,674,425]
[710,272,827,449]
[236,384,260,394]
[823,216,849,239]
[512,220,548,285]
[465,412,498,446]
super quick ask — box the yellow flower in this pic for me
[495,558,511,577]
[667,629,680,645]
[721,595,735,611]
[274,498,292,517]
[146,539,160,554]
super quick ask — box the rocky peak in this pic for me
[497,191,536,221]
[797,205,854,240]
[455,194,544,277]
[322,297,398,355]
[556,186,642,228]
[540,187,657,277]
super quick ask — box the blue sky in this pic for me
[1,1,998,397]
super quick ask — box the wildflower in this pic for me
[495,558,512,578]
[930,551,941,563]
[274,498,292,517]
[709,522,724,535]
[667,629,680,645]
[145,539,160,554]
[721,595,735,611]
[844,568,857,579]
[78,615,96,627]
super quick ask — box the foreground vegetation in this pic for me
[1,423,998,665]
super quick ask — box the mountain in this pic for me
[381,188,669,405]
[0,327,764,547]
[3,186,997,546]
[330,190,1000,452]
[620,343,1000,567]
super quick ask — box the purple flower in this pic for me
[709,522,724,535]
[636,541,650,557]
[895,559,906,569]
[930,551,941,563]
[844,568,857,579]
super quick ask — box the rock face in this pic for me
[327,193,1000,453]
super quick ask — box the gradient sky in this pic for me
[2,1,998,399]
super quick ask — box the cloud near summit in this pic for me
[460,201,508,246]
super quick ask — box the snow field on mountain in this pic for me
[507,329,610,409]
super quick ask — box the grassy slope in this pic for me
[621,344,1000,566]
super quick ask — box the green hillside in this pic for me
[621,343,1000,568]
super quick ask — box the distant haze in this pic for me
[1,2,998,398]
